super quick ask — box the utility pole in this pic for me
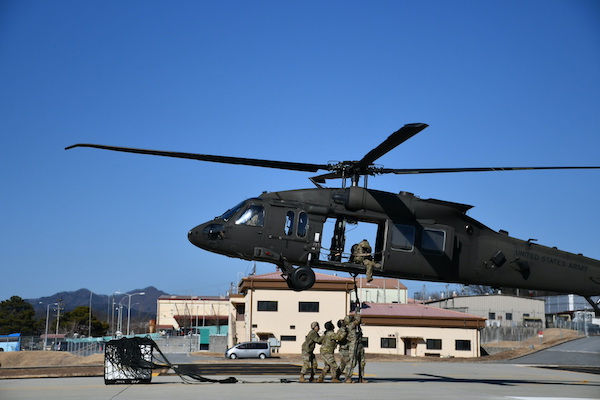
[88,290,93,337]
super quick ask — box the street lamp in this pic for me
[40,302,58,351]
[116,292,145,336]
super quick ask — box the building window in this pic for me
[257,301,278,311]
[235,304,245,321]
[455,340,471,351]
[489,312,496,320]
[290,325,296,330]
[298,301,319,312]
[361,337,369,348]
[426,339,442,350]
[381,337,397,348]
[280,335,296,341]
[506,313,513,321]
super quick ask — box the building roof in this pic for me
[158,295,229,301]
[357,302,486,329]
[426,294,545,304]
[239,271,355,293]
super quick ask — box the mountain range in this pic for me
[26,286,169,321]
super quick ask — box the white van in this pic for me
[225,341,271,359]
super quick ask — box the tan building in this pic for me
[156,295,229,332]
[359,302,485,358]
[229,272,486,357]
[229,272,354,352]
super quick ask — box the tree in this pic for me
[60,306,108,337]
[0,296,38,335]
[461,285,496,296]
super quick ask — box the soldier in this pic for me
[344,312,367,383]
[299,321,322,382]
[336,318,350,376]
[351,239,377,282]
[317,320,346,383]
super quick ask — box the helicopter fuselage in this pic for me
[188,186,600,296]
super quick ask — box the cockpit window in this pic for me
[219,201,246,221]
[235,204,264,227]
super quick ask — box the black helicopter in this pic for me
[66,123,600,312]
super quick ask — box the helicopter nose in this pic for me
[188,225,204,249]
[188,222,226,250]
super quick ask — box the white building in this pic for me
[156,295,229,332]
[427,294,545,328]
[350,277,408,304]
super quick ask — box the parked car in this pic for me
[225,341,271,359]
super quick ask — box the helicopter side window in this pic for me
[285,211,295,236]
[391,224,415,252]
[422,228,445,255]
[236,205,264,227]
[297,212,308,237]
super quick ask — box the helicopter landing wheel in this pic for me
[288,266,315,291]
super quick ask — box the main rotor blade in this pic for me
[309,171,343,184]
[381,166,600,175]
[356,123,428,170]
[65,144,329,173]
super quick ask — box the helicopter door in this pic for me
[387,222,455,279]
[228,203,266,259]
[321,218,384,269]
[263,207,314,264]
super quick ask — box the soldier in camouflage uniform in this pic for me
[299,321,322,382]
[344,312,367,383]
[317,320,346,383]
[336,318,350,376]
[351,239,377,282]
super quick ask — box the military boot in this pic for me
[299,375,306,383]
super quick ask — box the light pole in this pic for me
[40,302,57,351]
[116,291,145,336]
[127,292,145,336]
[110,291,120,337]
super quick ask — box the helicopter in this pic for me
[66,123,600,313]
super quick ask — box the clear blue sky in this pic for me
[1,1,599,301]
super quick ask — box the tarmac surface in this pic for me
[1,337,598,400]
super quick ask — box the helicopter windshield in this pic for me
[218,200,246,221]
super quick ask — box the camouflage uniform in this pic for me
[344,314,367,383]
[317,322,346,382]
[336,319,350,375]
[299,322,322,382]
[352,239,376,282]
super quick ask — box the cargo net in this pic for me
[104,336,237,384]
